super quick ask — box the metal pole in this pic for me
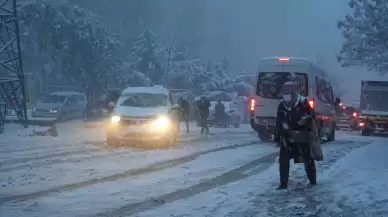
[13,0,28,127]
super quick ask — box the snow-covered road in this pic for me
[0,122,387,217]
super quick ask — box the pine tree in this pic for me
[130,28,164,84]
[337,0,388,75]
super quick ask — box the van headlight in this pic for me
[152,116,170,129]
[111,115,121,123]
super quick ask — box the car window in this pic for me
[315,76,330,103]
[76,95,85,102]
[324,82,334,103]
[66,95,77,104]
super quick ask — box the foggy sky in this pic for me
[64,1,388,101]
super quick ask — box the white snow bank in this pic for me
[321,138,388,215]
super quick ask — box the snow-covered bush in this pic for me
[337,0,388,75]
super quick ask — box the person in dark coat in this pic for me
[274,81,318,190]
[178,96,190,133]
[215,100,226,126]
[196,96,211,134]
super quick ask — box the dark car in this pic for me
[336,105,359,130]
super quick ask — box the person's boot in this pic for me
[278,159,290,190]
[277,182,288,190]
[305,161,317,185]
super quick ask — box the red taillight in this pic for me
[250,98,255,111]
[359,122,365,127]
[342,106,347,109]
[308,100,314,108]
[353,112,357,117]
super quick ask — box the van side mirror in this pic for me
[170,104,180,110]
[335,97,341,106]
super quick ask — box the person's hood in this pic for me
[34,102,63,110]
[281,94,304,109]
[114,106,169,117]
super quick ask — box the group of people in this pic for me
[178,81,321,190]
[178,96,227,134]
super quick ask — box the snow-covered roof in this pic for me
[50,91,84,96]
[121,86,169,95]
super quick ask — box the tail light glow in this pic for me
[359,122,365,127]
[342,106,347,109]
[353,112,358,117]
[308,100,314,108]
[250,98,255,111]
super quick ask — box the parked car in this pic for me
[32,91,87,121]
[208,101,241,128]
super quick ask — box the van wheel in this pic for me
[258,132,272,143]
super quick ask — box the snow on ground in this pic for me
[1,122,277,217]
[0,122,259,196]
[2,120,385,217]
[0,145,277,217]
[318,137,388,216]
[132,134,386,217]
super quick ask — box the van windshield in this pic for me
[118,93,167,107]
[257,72,308,99]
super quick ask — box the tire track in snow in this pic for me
[91,151,279,217]
[0,148,102,169]
[0,140,259,205]
[0,131,254,172]
[91,140,370,217]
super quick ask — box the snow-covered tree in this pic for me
[337,0,388,75]
[231,71,256,96]
[19,1,123,98]
[171,45,189,62]
[129,28,164,84]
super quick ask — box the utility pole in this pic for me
[0,0,28,132]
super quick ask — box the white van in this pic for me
[250,56,339,142]
[106,85,181,146]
